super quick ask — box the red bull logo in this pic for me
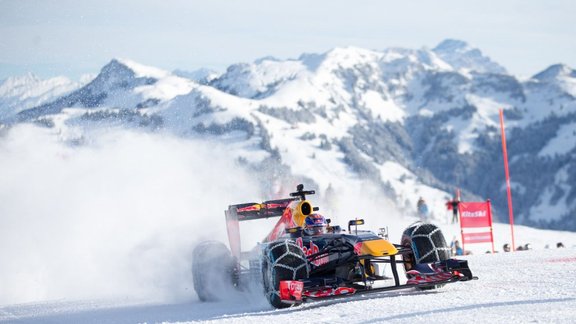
[295,237,328,266]
[265,202,288,209]
[237,204,261,212]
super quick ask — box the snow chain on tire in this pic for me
[402,222,451,265]
[262,240,309,308]
[401,223,451,290]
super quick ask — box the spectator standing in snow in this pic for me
[451,238,464,256]
[451,238,471,255]
[417,197,429,221]
[446,196,460,224]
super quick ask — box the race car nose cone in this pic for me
[358,239,398,256]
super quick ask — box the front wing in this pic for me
[279,259,477,304]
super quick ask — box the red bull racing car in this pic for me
[192,184,477,308]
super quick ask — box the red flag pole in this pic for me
[460,225,465,256]
[499,109,516,251]
[457,201,466,255]
[487,199,495,253]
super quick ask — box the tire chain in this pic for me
[264,240,309,300]
[409,223,451,263]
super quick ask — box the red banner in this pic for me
[458,201,492,228]
[458,200,495,253]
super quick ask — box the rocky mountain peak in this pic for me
[0,72,41,88]
[432,39,507,74]
[95,59,139,86]
[532,64,576,81]
[433,39,470,53]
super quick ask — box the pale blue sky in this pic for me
[1,0,574,80]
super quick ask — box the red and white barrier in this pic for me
[458,200,495,253]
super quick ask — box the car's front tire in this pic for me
[401,222,451,289]
[261,240,309,308]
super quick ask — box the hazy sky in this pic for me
[1,0,574,80]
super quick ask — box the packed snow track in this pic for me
[1,248,574,323]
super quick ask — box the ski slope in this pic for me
[1,247,574,323]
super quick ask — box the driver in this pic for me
[304,213,328,235]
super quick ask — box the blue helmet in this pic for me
[305,213,327,235]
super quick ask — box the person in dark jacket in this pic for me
[446,196,460,224]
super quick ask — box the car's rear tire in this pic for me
[262,240,309,308]
[401,222,450,289]
[192,241,236,301]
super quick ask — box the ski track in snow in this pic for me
[1,248,575,324]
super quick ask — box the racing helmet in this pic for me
[304,213,327,235]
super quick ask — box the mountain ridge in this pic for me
[1,39,575,231]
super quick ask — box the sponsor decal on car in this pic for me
[295,237,329,266]
[304,287,356,298]
[279,280,304,301]
[353,242,363,255]
[237,204,262,212]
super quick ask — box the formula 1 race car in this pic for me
[192,184,476,308]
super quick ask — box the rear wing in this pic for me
[227,199,296,221]
[225,198,296,260]
[225,184,317,261]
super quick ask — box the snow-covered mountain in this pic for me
[14,59,196,122]
[432,39,507,75]
[173,68,220,85]
[1,40,575,231]
[0,73,85,120]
